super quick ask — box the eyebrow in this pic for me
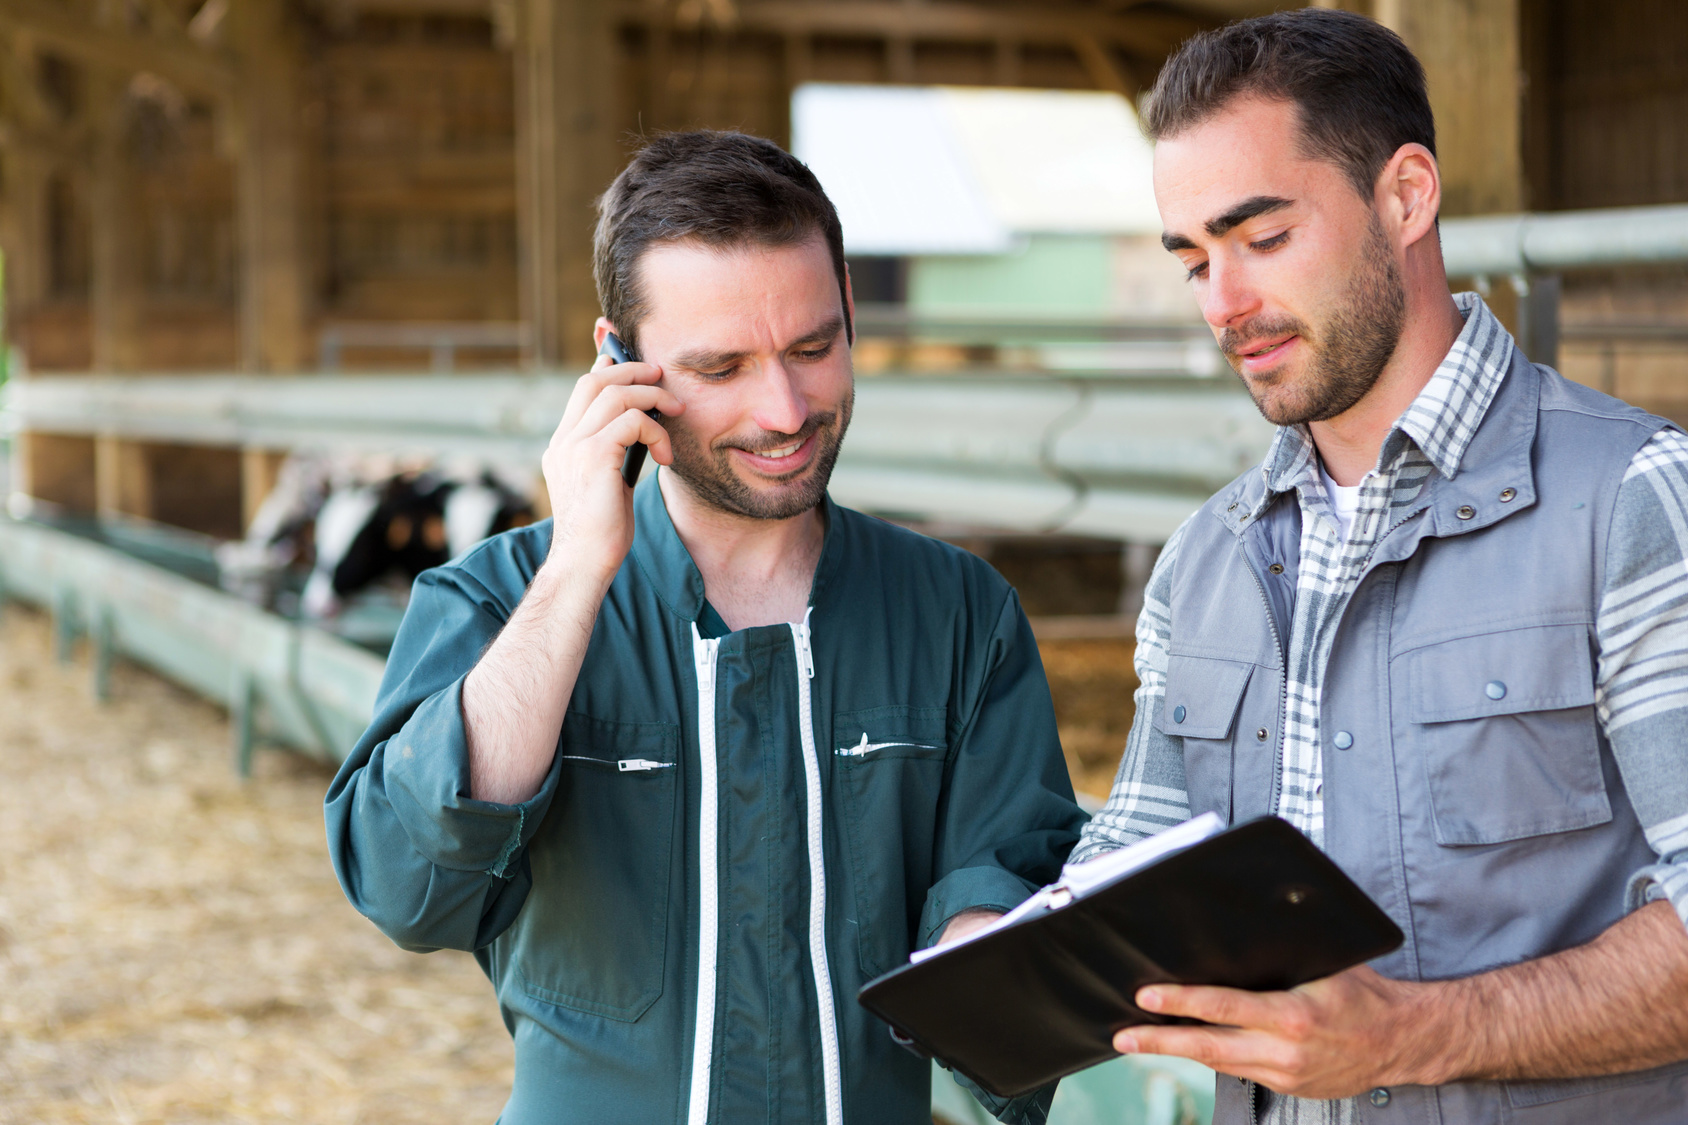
[671,315,846,373]
[1160,195,1296,252]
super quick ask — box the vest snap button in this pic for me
[1333,730,1354,750]
[1485,680,1507,700]
[1369,1087,1391,1107]
[1499,487,1517,502]
[1456,504,1476,520]
[1173,705,1186,724]
[1256,727,1269,741]
[1268,562,1284,574]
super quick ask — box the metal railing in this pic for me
[318,321,531,373]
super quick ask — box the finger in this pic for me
[557,361,665,433]
[1137,983,1282,1030]
[595,407,674,467]
[572,384,683,441]
[1117,1023,1289,1075]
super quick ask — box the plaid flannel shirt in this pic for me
[1073,294,1688,1125]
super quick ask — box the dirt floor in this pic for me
[1042,638,1138,801]
[0,605,1136,1123]
[0,606,514,1124]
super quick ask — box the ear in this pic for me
[593,316,616,351]
[1376,143,1441,251]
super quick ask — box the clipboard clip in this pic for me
[887,1024,932,1060]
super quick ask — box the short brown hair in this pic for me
[1143,8,1435,201]
[592,130,850,358]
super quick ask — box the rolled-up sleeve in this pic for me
[1598,428,1688,931]
[919,588,1087,951]
[325,560,561,953]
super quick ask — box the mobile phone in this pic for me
[599,331,656,489]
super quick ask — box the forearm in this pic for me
[1418,900,1688,1084]
[462,556,610,804]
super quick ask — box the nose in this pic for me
[1201,256,1260,333]
[751,361,809,436]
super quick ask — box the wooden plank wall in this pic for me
[1519,0,1688,423]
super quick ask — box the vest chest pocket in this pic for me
[1157,654,1254,822]
[1407,623,1608,846]
[834,705,949,979]
[512,713,679,1021]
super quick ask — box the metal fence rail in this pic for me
[0,516,386,769]
[6,372,1276,543]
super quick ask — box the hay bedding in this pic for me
[0,603,1138,1123]
[1039,639,1139,801]
[0,607,512,1124]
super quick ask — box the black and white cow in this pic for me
[218,458,535,619]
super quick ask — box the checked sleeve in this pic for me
[1068,518,1193,866]
[1598,427,1688,932]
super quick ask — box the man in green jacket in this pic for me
[324,130,1085,1124]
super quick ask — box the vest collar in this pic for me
[1369,349,1540,567]
[1217,339,1541,546]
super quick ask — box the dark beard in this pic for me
[1221,213,1406,426]
[663,386,853,520]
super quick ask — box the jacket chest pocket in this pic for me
[833,705,949,979]
[1406,623,1608,846]
[1157,654,1255,822]
[513,713,679,1021]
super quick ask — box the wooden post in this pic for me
[230,0,308,372]
[94,434,152,521]
[0,149,52,339]
[515,0,621,369]
[1374,0,1525,218]
[89,74,144,371]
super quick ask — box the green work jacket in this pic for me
[325,476,1085,1125]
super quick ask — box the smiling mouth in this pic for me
[755,440,803,459]
[1239,337,1295,360]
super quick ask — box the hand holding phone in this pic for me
[599,332,659,489]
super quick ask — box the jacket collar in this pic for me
[629,468,844,626]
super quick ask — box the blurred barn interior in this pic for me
[0,0,1682,791]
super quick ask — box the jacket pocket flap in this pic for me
[1159,655,1255,739]
[1410,623,1595,724]
[832,705,948,761]
[557,712,679,768]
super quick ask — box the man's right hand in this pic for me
[541,353,683,582]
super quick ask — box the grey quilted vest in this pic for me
[1164,352,1688,1123]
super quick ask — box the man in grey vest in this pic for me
[1073,9,1688,1123]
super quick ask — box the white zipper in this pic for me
[791,610,844,1125]
[837,733,942,758]
[555,754,674,772]
[686,626,722,1125]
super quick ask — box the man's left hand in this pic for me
[937,908,1003,946]
[1114,966,1442,1099]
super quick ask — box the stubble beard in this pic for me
[663,386,854,521]
[1222,213,1408,427]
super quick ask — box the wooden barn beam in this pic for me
[89,74,145,372]
[1071,34,1135,98]
[0,0,235,100]
[229,0,309,373]
[615,0,1204,59]
[1374,0,1524,217]
[515,0,619,368]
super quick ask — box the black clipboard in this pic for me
[857,816,1403,1099]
